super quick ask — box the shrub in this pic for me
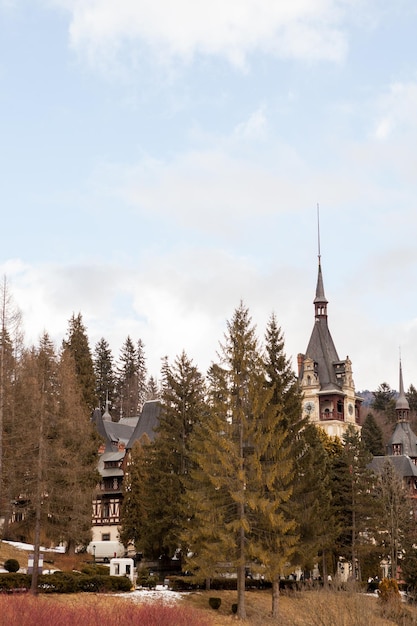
[80,564,110,576]
[208,597,221,609]
[4,559,20,573]
[379,577,400,603]
[0,573,31,591]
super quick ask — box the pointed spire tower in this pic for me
[386,359,417,457]
[297,207,362,438]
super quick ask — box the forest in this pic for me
[1,279,417,618]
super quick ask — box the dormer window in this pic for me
[392,443,402,456]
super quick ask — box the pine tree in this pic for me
[62,313,96,411]
[93,337,115,412]
[361,412,385,456]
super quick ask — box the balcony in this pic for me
[320,410,344,422]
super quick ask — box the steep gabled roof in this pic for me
[369,455,417,479]
[126,400,161,449]
[387,421,417,457]
[305,320,341,391]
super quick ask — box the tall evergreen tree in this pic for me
[184,303,297,619]
[116,336,138,418]
[93,337,115,412]
[372,382,396,422]
[331,426,379,581]
[361,412,385,456]
[121,351,205,559]
[406,384,417,413]
[145,375,159,401]
[291,424,338,580]
[62,312,96,411]
[119,435,152,553]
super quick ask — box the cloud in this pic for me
[373,80,417,141]
[51,0,350,72]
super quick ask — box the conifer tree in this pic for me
[62,312,96,411]
[331,426,379,580]
[376,459,413,578]
[361,412,385,456]
[145,375,159,400]
[184,303,298,619]
[0,277,23,538]
[291,424,337,580]
[116,336,139,418]
[93,337,115,412]
[372,383,396,422]
[119,435,152,553]
[11,334,99,562]
[121,351,205,559]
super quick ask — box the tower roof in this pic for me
[303,257,342,391]
[396,359,410,412]
[314,258,328,305]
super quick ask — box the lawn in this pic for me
[1,543,416,625]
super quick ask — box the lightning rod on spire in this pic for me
[317,203,321,261]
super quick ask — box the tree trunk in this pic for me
[271,576,280,618]
[30,383,45,595]
[237,558,246,619]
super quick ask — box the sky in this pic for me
[1,1,417,392]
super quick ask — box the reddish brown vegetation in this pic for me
[0,595,212,626]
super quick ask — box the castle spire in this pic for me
[314,204,328,319]
[396,357,410,421]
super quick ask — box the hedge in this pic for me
[0,572,131,594]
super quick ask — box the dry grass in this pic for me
[181,588,417,625]
[2,544,417,625]
[0,540,27,567]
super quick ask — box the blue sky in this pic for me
[1,0,417,392]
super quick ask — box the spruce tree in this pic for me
[116,336,138,418]
[331,426,379,581]
[291,424,337,581]
[361,412,385,456]
[62,312,96,411]
[119,435,152,553]
[121,351,205,559]
[93,337,115,412]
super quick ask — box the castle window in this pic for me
[392,444,402,456]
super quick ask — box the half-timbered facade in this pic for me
[90,400,161,548]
